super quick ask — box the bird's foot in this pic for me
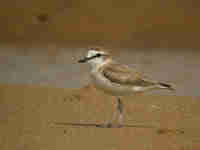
[96,121,113,128]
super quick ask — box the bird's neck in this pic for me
[89,58,111,70]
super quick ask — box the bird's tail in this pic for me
[157,82,175,91]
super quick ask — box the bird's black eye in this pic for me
[96,53,102,57]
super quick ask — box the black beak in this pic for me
[78,57,89,63]
[78,54,103,63]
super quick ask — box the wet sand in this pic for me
[0,84,200,150]
[0,47,199,96]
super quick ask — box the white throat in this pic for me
[86,49,110,70]
[88,58,109,70]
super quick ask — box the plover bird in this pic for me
[78,47,175,128]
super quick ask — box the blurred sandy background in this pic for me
[1,0,200,48]
[0,0,200,149]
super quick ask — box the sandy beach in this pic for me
[1,0,200,149]
[0,84,200,150]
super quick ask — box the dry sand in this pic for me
[0,84,200,150]
[1,0,200,149]
[1,0,200,48]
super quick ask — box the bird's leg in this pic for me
[98,99,118,128]
[116,97,124,127]
[100,97,123,128]
[102,101,118,127]
[97,97,123,128]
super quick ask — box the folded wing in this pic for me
[102,62,156,87]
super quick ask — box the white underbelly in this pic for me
[90,72,137,96]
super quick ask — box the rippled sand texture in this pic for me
[0,84,200,150]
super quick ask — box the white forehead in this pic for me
[87,50,105,57]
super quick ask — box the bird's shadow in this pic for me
[51,122,184,135]
[53,122,155,128]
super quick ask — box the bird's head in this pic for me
[78,47,111,68]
